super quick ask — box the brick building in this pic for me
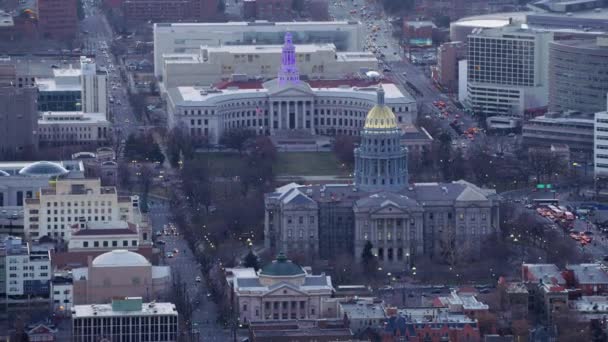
[37,0,78,40]
[122,0,218,24]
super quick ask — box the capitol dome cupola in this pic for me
[354,85,408,192]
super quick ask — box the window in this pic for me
[112,241,117,247]
[94,241,99,247]
[131,240,137,246]
[103,241,108,247]
[123,240,128,247]
[309,216,315,224]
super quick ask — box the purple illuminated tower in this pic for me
[277,32,300,85]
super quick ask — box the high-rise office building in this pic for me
[36,0,78,40]
[80,56,108,116]
[594,96,608,177]
[549,36,608,115]
[464,25,553,118]
[0,85,38,156]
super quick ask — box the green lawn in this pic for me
[198,152,345,176]
[274,152,344,176]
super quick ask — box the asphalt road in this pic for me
[149,200,229,341]
[80,0,139,138]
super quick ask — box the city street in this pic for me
[328,0,479,141]
[148,200,229,341]
[80,0,139,138]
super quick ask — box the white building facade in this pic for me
[153,20,364,78]
[38,112,111,145]
[24,179,142,240]
[72,297,178,342]
[0,160,85,208]
[80,56,107,116]
[167,82,415,144]
[67,221,151,252]
[594,97,608,177]
[464,25,554,118]
[2,236,51,298]
[227,254,334,323]
[161,43,378,89]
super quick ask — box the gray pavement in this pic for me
[148,201,229,341]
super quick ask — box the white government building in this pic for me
[160,43,378,89]
[153,20,364,79]
[38,112,111,145]
[165,33,416,143]
[226,254,334,323]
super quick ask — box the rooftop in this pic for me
[91,250,150,268]
[566,264,608,284]
[340,300,387,320]
[170,80,413,104]
[436,290,490,311]
[39,112,110,125]
[522,263,567,285]
[259,253,305,277]
[72,299,177,318]
[156,20,360,29]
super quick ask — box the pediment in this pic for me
[266,82,314,97]
[370,203,409,215]
[263,282,308,297]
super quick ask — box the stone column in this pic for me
[278,101,283,130]
[270,101,275,135]
[309,101,315,135]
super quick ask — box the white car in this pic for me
[195,276,202,282]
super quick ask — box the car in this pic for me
[166,252,174,258]
[173,248,179,254]
[155,240,165,245]
[124,118,130,123]
[195,276,202,282]
[155,231,162,237]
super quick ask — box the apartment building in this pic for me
[24,179,142,240]
[1,236,51,298]
[464,25,553,118]
[36,0,78,40]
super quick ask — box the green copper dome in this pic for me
[259,253,305,277]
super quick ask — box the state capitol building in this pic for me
[264,87,500,271]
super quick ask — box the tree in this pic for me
[219,128,256,155]
[333,135,359,167]
[118,161,132,191]
[181,158,212,212]
[361,241,379,276]
[77,0,85,20]
[138,164,154,213]
[243,250,260,271]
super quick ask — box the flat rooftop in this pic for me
[72,302,178,318]
[39,112,109,124]
[155,20,360,29]
[171,81,411,104]
[202,43,337,54]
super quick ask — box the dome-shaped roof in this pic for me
[364,86,398,129]
[91,250,150,268]
[18,161,69,177]
[0,170,10,176]
[259,253,305,277]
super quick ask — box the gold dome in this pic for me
[363,85,398,129]
[364,105,398,129]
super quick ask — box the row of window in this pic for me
[81,240,138,248]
